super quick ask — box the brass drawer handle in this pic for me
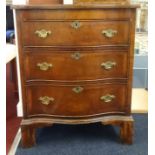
[101,61,116,70]
[71,52,81,60]
[37,62,53,71]
[71,21,81,29]
[39,96,55,105]
[35,29,51,38]
[72,86,84,93]
[100,94,115,103]
[102,29,117,38]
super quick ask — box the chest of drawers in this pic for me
[13,3,138,148]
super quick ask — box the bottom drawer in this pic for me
[26,83,127,117]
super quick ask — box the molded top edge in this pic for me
[11,3,140,10]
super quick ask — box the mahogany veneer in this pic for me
[12,2,138,148]
[22,20,129,46]
[24,50,128,81]
[26,83,127,116]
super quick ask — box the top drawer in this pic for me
[21,20,129,46]
[21,9,133,21]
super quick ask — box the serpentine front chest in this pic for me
[13,3,138,147]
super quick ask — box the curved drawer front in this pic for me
[24,51,128,81]
[26,83,127,117]
[22,20,129,46]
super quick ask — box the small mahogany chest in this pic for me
[12,2,138,147]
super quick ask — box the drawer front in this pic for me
[26,84,127,117]
[24,51,128,81]
[22,20,129,46]
[21,10,132,21]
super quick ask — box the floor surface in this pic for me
[132,88,148,113]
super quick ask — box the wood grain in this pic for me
[24,50,128,81]
[120,121,134,144]
[26,83,127,117]
[21,126,36,148]
[20,115,134,147]
[13,4,138,147]
[21,20,129,46]
[12,4,139,9]
[20,9,134,21]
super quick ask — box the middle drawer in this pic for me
[24,50,128,81]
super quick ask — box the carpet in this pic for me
[15,114,148,155]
